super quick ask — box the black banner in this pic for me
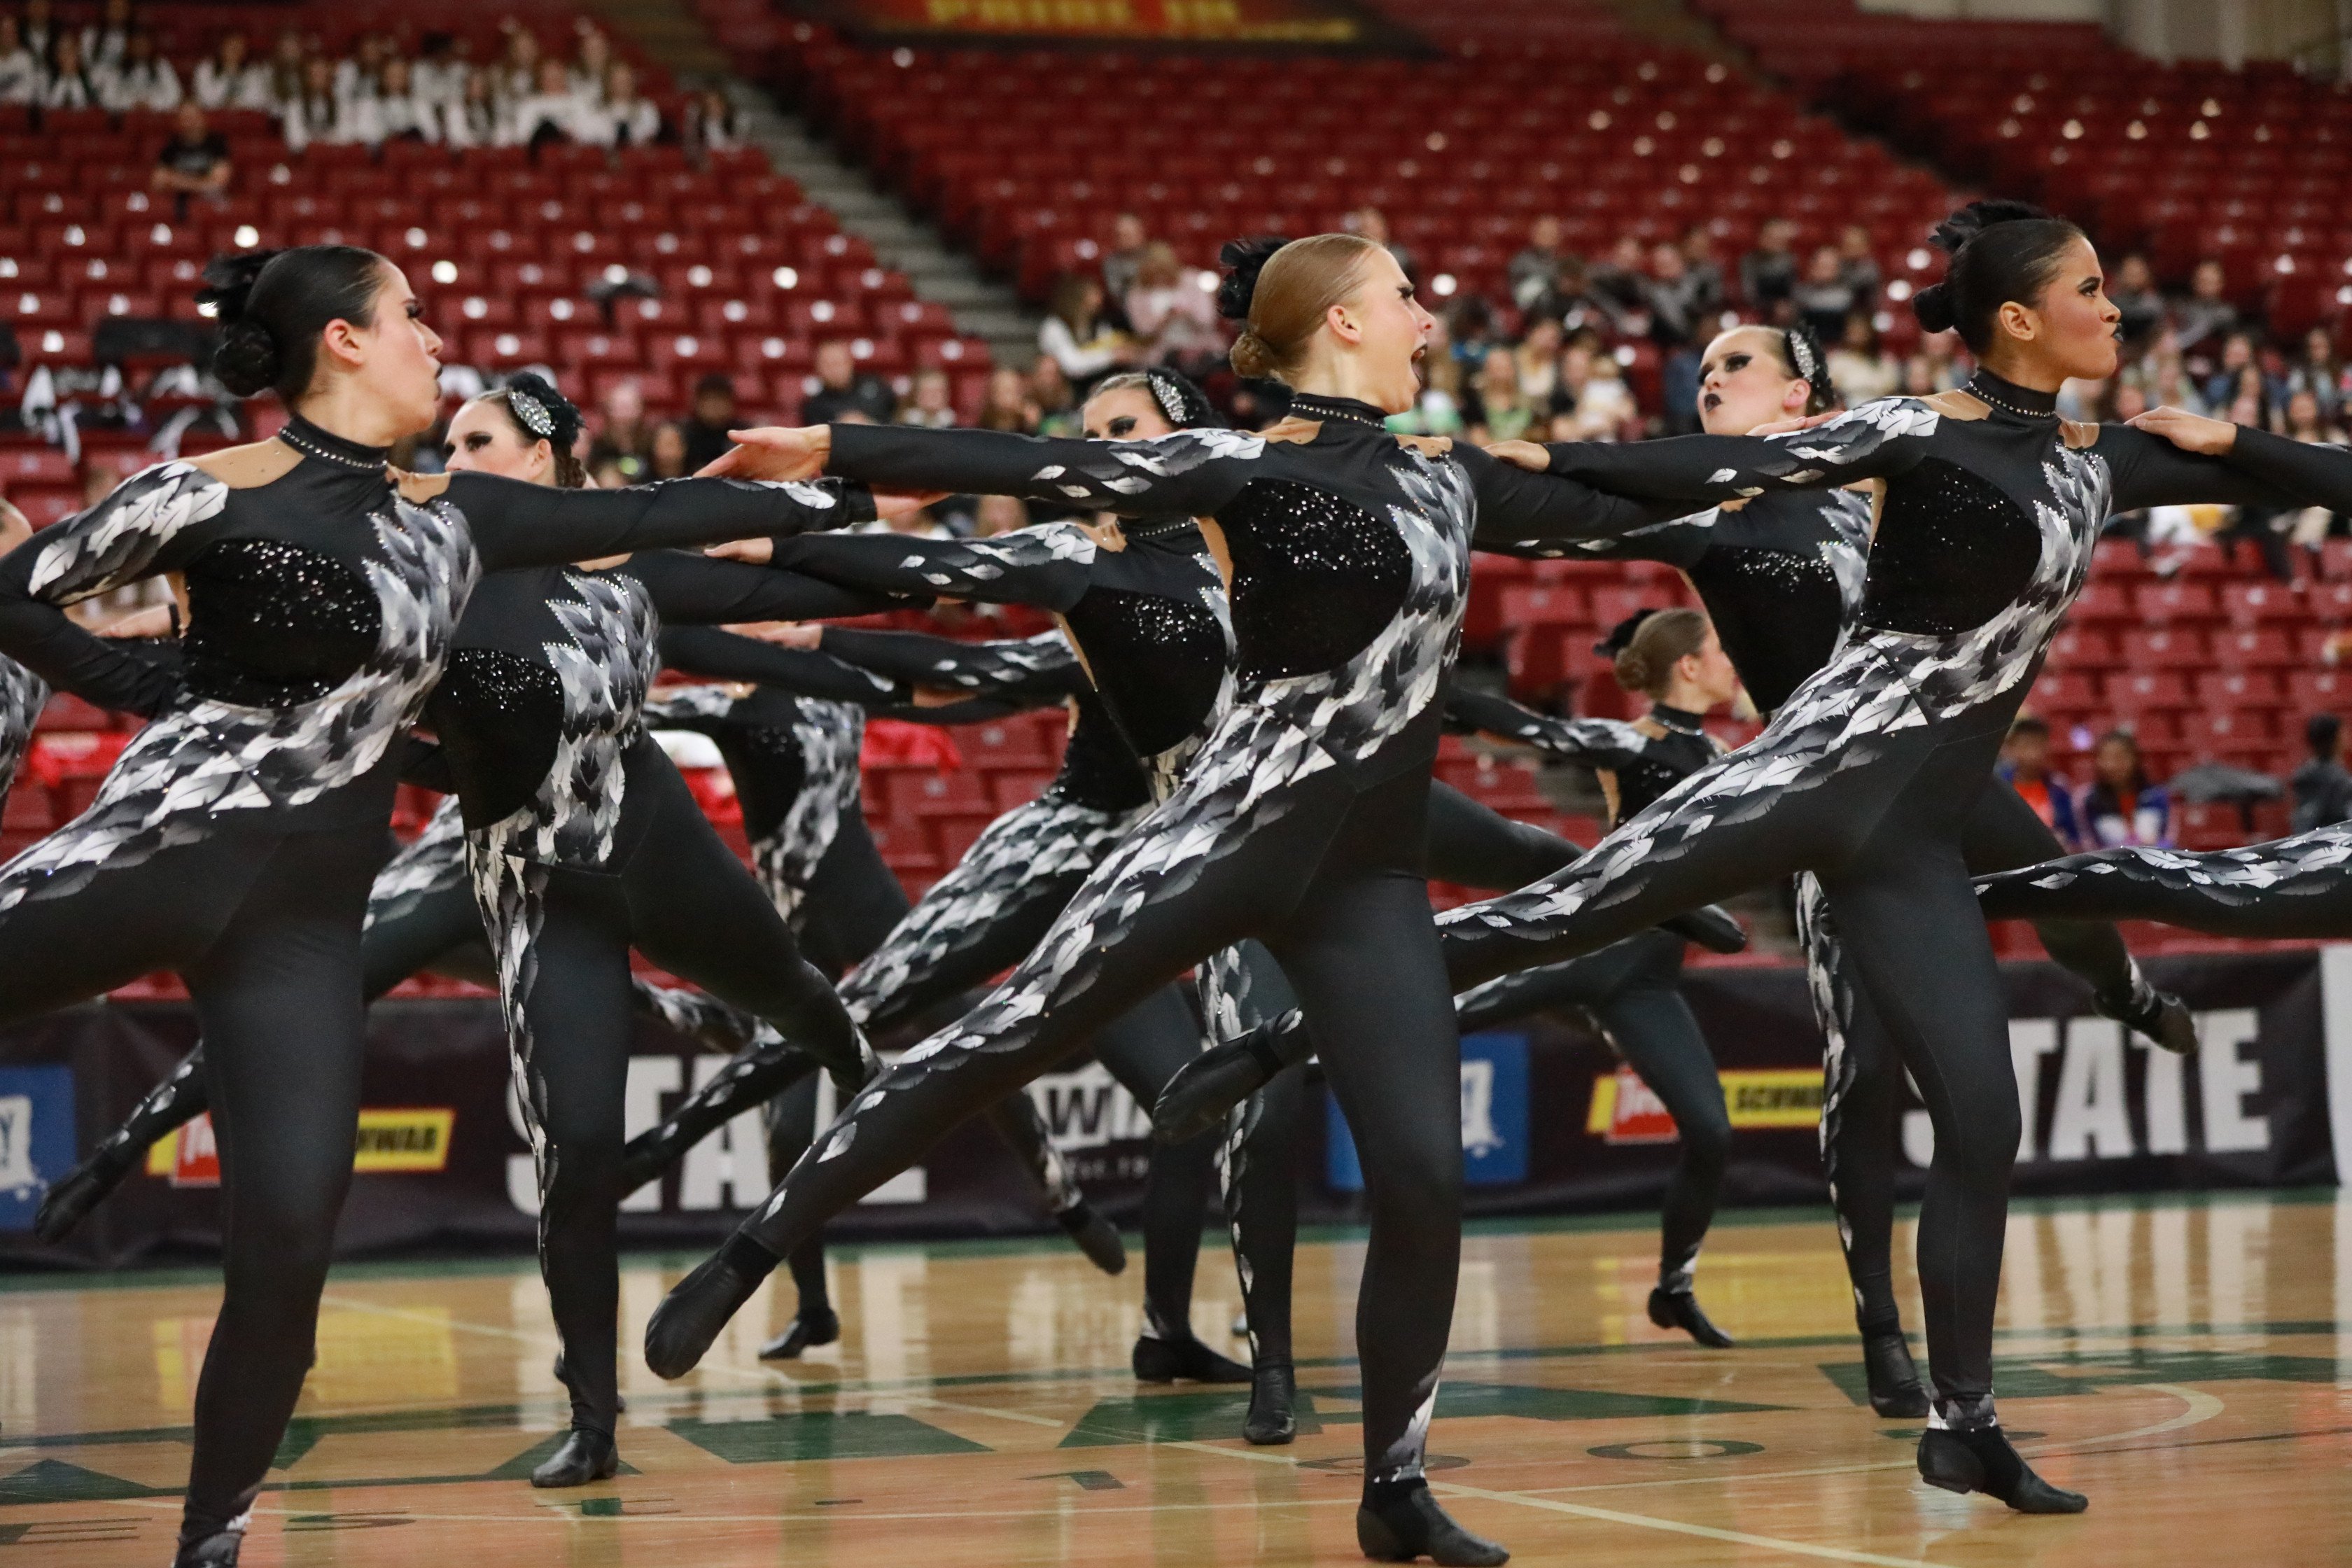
[1,949,2339,1269]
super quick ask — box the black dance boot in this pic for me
[645,1233,778,1378]
[173,1519,248,1567]
[759,1304,841,1359]
[1054,1200,1128,1275]
[531,1425,620,1488]
[1647,1286,1735,1348]
[33,1153,128,1243]
[1151,1023,1296,1144]
[1133,1333,1252,1384]
[1242,1360,1296,1445]
[2096,974,2198,1055]
[1917,1396,2087,1513]
[1357,1480,1510,1566]
[1861,1329,1929,1418]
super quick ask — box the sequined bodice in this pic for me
[1219,475,1413,682]
[1860,452,2047,636]
[1059,524,1232,769]
[1609,712,1718,822]
[181,536,382,707]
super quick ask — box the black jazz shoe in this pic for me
[1861,1329,1929,1418]
[1055,1201,1128,1275]
[1357,1480,1510,1566]
[1917,1400,2087,1513]
[1242,1361,1296,1446]
[1133,1334,1251,1384]
[531,1426,620,1488]
[1647,1286,1735,1348]
[645,1234,776,1378]
[759,1305,841,1360]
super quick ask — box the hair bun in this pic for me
[1593,608,1656,661]
[1928,198,2050,256]
[212,316,280,398]
[503,370,584,444]
[1216,235,1289,323]
[1910,281,1956,336]
[195,248,281,324]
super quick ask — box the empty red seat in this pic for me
[2212,627,2297,668]
[2118,628,2207,668]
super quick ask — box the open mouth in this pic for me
[1701,391,1722,413]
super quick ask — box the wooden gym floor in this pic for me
[3,1189,2349,1565]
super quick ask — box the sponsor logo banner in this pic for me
[0,1066,73,1231]
[1329,1032,1529,1190]
[1586,1067,1825,1144]
[145,1108,452,1184]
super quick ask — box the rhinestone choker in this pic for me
[278,414,391,470]
[1286,393,1390,430]
[1964,373,2059,421]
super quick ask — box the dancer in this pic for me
[1162,318,2195,1416]
[641,626,1135,1359]
[0,246,922,1567]
[0,501,47,804]
[645,238,1694,1565]
[1974,403,2352,934]
[1344,203,2294,1513]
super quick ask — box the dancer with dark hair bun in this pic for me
[1976,403,2352,937]
[643,237,1699,1564]
[1314,202,2299,1514]
[0,248,925,1567]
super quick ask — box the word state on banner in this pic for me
[1327,1032,1530,1191]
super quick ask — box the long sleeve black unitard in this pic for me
[645,403,1673,1494]
[1426,381,2292,1428]
[0,412,871,1555]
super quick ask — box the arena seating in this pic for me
[1693,0,2352,329]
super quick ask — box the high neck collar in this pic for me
[278,412,393,471]
[1648,701,1709,736]
[1965,368,2060,421]
[1284,392,1392,432]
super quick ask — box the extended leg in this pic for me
[1963,782,2194,1052]
[1974,822,2352,938]
[755,1077,839,1361]
[1795,874,1925,1417]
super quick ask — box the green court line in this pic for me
[5,1185,2334,1296]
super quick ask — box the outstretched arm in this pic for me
[656,626,904,704]
[620,549,908,626]
[444,472,879,570]
[771,523,1102,613]
[1539,398,1935,505]
[817,628,1091,702]
[0,463,221,715]
[2125,416,2348,510]
[1445,685,1654,771]
[708,422,1264,520]
[1452,441,1704,550]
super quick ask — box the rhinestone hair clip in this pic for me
[1784,329,1818,384]
[1146,370,1189,428]
[507,388,556,439]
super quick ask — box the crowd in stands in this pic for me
[0,1,738,153]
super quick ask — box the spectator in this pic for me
[1644,239,1708,349]
[18,0,53,57]
[680,88,738,155]
[1555,333,1634,440]
[1124,243,1222,372]
[1740,218,1800,316]
[1464,346,1532,442]
[262,28,304,113]
[1998,716,2083,850]
[1100,212,1152,316]
[1586,235,1650,330]
[410,31,467,111]
[2173,258,2236,361]
[645,421,690,482]
[444,66,507,150]
[1029,356,1079,436]
[678,373,739,473]
[2109,253,2166,349]
[100,26,178,112]
[1826,312,1898,404]
[151,102,232,209]
[190,30,266,112]
[1037,272,1128,387]
[569,25,612,98]
[80,0,129,71]
[1793,245,1856,343]
[897,366,958,429]
[587,379,655,482]
[0,17,33,104]
[335,32,391,111]
[1513,316,1562,409]
[2079,730,2173,848]
[282,55,361,152]
[1508,215,1569,316]
[38,30,102,109]
[500,24,543,100]
[2292,714,2352,833]
[587,61,660,149]
[512,56,585,148]
[2142,331,2208,415]
[2276,326,2344,426]
[801,339,897,425]
[1834,223,1882,305]
[1394,339,1464,436]
[1350,206,1414,281]
[1679,223,1727,321]
[973,365,1036,433]
[374,58,435,144]
[2200,330,2260,414]
[2277,389,2346,571]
